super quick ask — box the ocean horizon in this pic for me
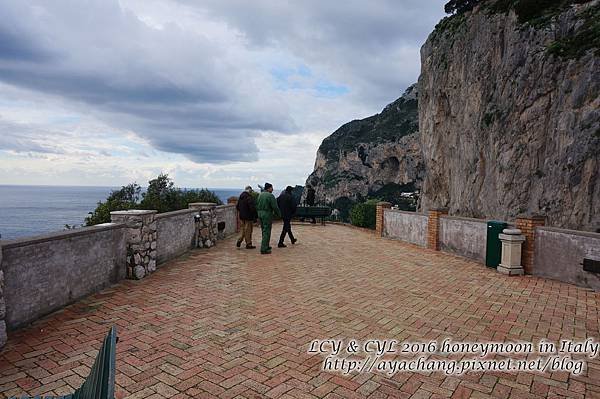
[0,184,246,241]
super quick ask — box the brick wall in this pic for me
[376,202,392,236]
[516,215,545,274]
[427,208,448,250]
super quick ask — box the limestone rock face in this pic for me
[305,85,424,210]
[419,2,599,231]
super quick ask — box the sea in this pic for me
[0,185,243,241]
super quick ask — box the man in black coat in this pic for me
[236,186,257,249]
[277,186,297,247]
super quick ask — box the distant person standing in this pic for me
[256,182,281,254]
[305,184,317,224]
[277,186,297,247]
[236,186,257,249]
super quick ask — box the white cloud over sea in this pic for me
[0,0,444,188]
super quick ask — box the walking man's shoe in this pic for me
[246,244,256,249]
[236,239,242,248]
[291,238,297,244]
[278,243,287,248]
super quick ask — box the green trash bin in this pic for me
[486,221,508,268]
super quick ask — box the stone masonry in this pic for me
[110,210,157,280]
[189,203,218,248]
[0,245,6,349]
[227,196,240,233]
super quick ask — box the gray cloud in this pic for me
[0,0,444,164]
[0,118,65,154]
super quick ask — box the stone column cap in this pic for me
[499,233,525,242]
[110,209,157,216]
[503,228,522,235]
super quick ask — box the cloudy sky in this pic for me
[0,0,444,189]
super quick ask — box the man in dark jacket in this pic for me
[236,186,257,249]
[277,186,297,247]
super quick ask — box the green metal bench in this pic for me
[11,326,117,399]
[295,206,332,225]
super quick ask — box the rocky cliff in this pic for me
[305,85,424,217]
[419,0,599,231]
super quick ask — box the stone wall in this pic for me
[0,246,5,347]
[111,210,157,280]
[0,201,242,350]
[0,224,127,329]
[383,210,427,247]
[534,227,600,291]
[439,216,490,263]
[216,204,238,239]
[156,209,197,264]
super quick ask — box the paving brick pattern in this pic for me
[1,224,599,398]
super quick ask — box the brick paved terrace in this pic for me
[1,223,599,398]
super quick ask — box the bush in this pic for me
[85,183,142,226]
[350,199,379,229]
[85,174,222,225]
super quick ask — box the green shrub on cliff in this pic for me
[444,0,592,22]
[85,183,141,226]
[350,199,378,229]
[85,174,221,226]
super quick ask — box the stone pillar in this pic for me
[189,203,218,248]
[0,245,7,349]
[376,202,392,237]
[427,208,448,250]
[515,215,545,274]
[497,228,526,276]
[110,210,158,280]
[227,196,240,233]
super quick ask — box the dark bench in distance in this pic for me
[11,326,117,399]
[295,206,332,225]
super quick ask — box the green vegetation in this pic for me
[85,174,222,226]
[318,90,418,163]
[438,0,598,59]
[350,199,379,229]
[369,183,419,211]
[547,4,600,58]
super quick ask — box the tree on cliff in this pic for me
[85,174,222,226]
[444,0,482,14]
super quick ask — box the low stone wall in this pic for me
[216,204,238,239]
[156,209,197,264]
[383,209,427,247]
[0,201,239,350]
[534,227,600,291]
[439,216,489,262]
[0,224,127,329]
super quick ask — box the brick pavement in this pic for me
[1,223,599,398]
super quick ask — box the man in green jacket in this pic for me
[256,182,281,254]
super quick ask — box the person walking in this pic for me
[277,186,297,247]
[256,182,281,254]
[236,185,257,249]
[305,184,317,224]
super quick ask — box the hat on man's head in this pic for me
[264,182,273,190]
[285,186,293,193]
[245,185,253,192]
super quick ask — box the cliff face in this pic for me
[305,85,424,213]
[419,2,599,231]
